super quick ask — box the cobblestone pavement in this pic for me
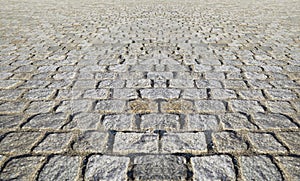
[0,0,299,180]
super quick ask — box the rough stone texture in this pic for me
[140,114,180,131]
[161,133,207,153]
[113,132,158,153]
[38,156,80,180]
[275,156,300,180]
[73,131,108,152]
[0,0,299,180]
[191,155,236,181]
[0,156,44,180]
[134,155,187,180]
[0,132,41,153]
[241,156,282,181]
[85,155,130,180]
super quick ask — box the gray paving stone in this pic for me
[72,80,97,90]
[34,132,72,153]
[191,155,236,181]
[195,80,223,88]
[193,64,213,72]
[56,100,91,113]
[277,131,300,154]
[56,89,82,100]
[266,101,296,114]
[161,132,207,153]
[0,132,41,153]
[113,132,158,154]
[0,156,44,180]
[25,101,54,114]
[24,113,68,129]
[85,155,130,180]
[140,88,181,99]
[73,131,108,152]
[210,89,237,99]
[0,114,23,129]
[253,113,298,129]
[134,155,187,180]
[230,100,264,113]
[0,101,27,114]
[248,132,287,153]
[95,100,126,113]
[213,132,247,153]
[205,72,226,80]
[38,156,80,181]
[98,80,125,88]
[102,114,133,131]
[238,89,265,99]
[80,65,106,72]
[82,89,109,99]
[195,100,226,113]
[224,80,248,89]
[95,72,117,80]
[126,79,151,88]
[244,72,268,80]
[266,89,298,100]
[0,80,22,89]
[169,79,194,88]
[241,156,282,181]
[275,156,300,180]
[187,114,219,131]
[112,88,138,99]
[65,112,101,130]
[147,72,173,79]
[248,80,273,89]
[23,89,55,100]
[219,113,256,130]
[182,88,207,99]
[141,113,180,131]
[0,89,25,100]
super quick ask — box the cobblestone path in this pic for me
[0,0,299,180]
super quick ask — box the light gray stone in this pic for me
[25,101,54,114]
[113,88,138,99]
[140,88,181,99]
[277,131,300,154]
[195,100,226,113]
[0,101,27,114]
[169,79,194,88]
[34,133,72,153]
[230,100,264,113]
[191,155,236,181]
[182,89,207,99]
[141,113,180,131]
[64,113,101,130]
[210,89,237,99]
[126,79,151,88]
[266,101,296,114]
[102,114,133,131]
[95,100,126,113]
[56,100,91,113]
[98,80,125,88]
[85,155,130,180]
[187,114,219,131]
[0,114,23,128]
[23,89,55,100]
[73,131,108,152]
[219,113,256,130]
[275,156,300,180]
[24,113,68,129]
[253,113,298,129]
[213,131,247,153]
[195,80,223,88]
[248,133,287,153]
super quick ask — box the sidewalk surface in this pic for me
[0,0,299,180]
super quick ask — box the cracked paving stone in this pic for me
[230,100,264,113]
[113,132,158,154]
[140,88,181,99]
[241,156,282,181]
[102,114,134,131]
[195,100,226,113]
[275,156,300,180]
[140,113,180,131]
[191,155,236,181]
[85,155,130,180]
[0,132,41,153]
[95,100,126,113]
[0,156,44,180]
[23,112,68,129]
[0,114,23,128]
[277,131,300,154]
[213,131,248,153]
[73,131,108,152]
[0,101,27,114]
[187,114,219,131]
[247,132,287,153]
[64,112,101,130]
[134,155,187,180]
[252,113,298,129]
[33,132,72,153]
[161,132,207,154]
[219,113,256,130]
[38,155,80,181]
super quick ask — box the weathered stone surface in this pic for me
[140,113,180,131]
[195,100,226,113]
[275,156,300,180]
[211,89,237,99]
[230,100,264,113]
[56,100,91,113]
[161,133,207,153]
[248,132,287,153]
[113,88,138,99]
[85,155,130,180]
[182,88,207,99]
[98,80,125,88]
[0,114,23,128]
[82,89,109,99]
[126,79,151,88]
[191,155,236,181]
[0,101,27,114]
[241,156,282,181]
[95,100,126,113]
[113,132,158,153]
[25,101,54,114]
[23,89,55,100]
[102,114,133,131]
[73,131,108,152]
[213,132,248,153]
[64,113,101,130]
[140,88,181,99]
[0,156,44,180]
[23,113,68,129]
[161,100,194,113]
[134,155,187,180]
[38,156,80,180]
[266,89,298,100]
[187,114,219,131]
[195,80,223,88]
[266,101,296,114]
[253,113,298,129]
[0,132,41,153]
[34,133,72,153]
[277,131,300,153]
[219,113,256,130]
[169,79,194,88]
[128,99,158,113]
